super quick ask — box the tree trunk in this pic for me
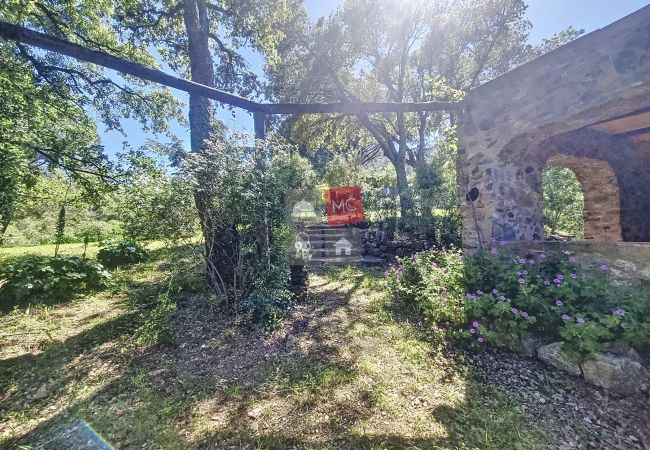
[0,215,11,247]
[394,156,414,219]
[183,0,236,299]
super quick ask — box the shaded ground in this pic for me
[1,262,648,449]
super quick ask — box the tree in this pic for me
[268,0,584,220]
[542,166,584,239]
[0,42,113,244]
[114,150,197,242]
[268,0,534,218]
[0,0,183,244]
[114,0,304,295]
[3,0,301,298]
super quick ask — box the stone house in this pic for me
[457,6,650,282]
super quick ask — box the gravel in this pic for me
[466,349,650,449]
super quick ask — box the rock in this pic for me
[248,407,262,419]
[602,341,643,363]
[32,385,49,400]
[285,334,297,349]
[520,334,545,357]
[537,342,581,377]
[581,352,650,396]
[508,334,545,357]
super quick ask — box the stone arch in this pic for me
[546,154,622,241]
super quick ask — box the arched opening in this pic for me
[545,154,622,241]
[542,166,584,240]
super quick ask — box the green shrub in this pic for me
[238,265,293,332]
[387,245,650,360]
[97,241,149,268]
[0,255,110,306]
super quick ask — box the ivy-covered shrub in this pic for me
[238,265,293,332]
[387,245,650,360]
[97,241,149,268]
[0,255,111,306]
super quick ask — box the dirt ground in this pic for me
[1,266,648,449]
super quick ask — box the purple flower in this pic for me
[432,325,440,332]
[599,264,608,271]
[556,274,565,281]
[521,312,529,318]
[543,280,551,286]
[555,299,563,306]
[518,257,527,264]
[528,259,536,265]
[499,240,506,246]
[576,317,586,324]
[539,253,546,259]
[490,237,497,243]
[613,309,625,316]
[569,256,577,263]
[469,327,477,334]
[553,278,561,285]
[561,314,570,321]
[476,290,484,296]
[478,336,485,343]
[570,273,577,279]
[511,307,518,313]
[522,270,528,275]
[498,295,506,301]
[492,289,498,294]
[516,271,522,276]
[490,248,498,255]
[472,321,480,328]
[440,286,448,292]
[518,278,526,284]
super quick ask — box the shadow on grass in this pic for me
[4,266,546,450]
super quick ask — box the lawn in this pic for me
[0,240,173,261]
[0,244,553,449]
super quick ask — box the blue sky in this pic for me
[97,0,650,158]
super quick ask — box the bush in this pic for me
[238,265,293,332]
[0,255,110,306]
[97,241,149,268]
[387,246,650,360]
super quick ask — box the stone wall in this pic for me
[361,228,429,260]
[457,6,650,247]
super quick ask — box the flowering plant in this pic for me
[387,245,650,359]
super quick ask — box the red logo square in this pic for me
[324,185,366,225]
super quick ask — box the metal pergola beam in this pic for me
[0,21,463,118]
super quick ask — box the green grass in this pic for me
[0,255,551,449]
[0,239,173,261]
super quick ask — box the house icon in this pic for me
[334,238,352,256]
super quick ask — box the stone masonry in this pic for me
[457,6,650,248]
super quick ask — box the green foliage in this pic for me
[115,161,197,243]
[239,265,293,332]
[388,247,650,359]
[0,255,110,306]
[134,292,177,347]
[97,241,149,268]
[184,135,315,323]
[542,167,584,239]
